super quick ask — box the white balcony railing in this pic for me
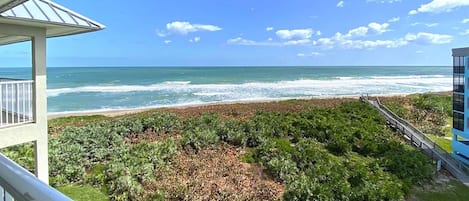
[0,153,71,201]
[0,79,34,128]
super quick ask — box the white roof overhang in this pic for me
[0,0,104,45]
[0,0,27,13]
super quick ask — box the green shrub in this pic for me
[84,164,108,192]
[379,143,433,191]
[1,142,35,172]
[412,94,451,117]
[104,139,177,200]
[283,173,333,201]
[181,127,219,150]
[216,120,248,147]
[112,117,144,136]
[140,112,181,133]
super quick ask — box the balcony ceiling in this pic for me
[0,0,104,45]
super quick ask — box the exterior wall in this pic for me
[0,23,48,183]
[453,51,469,164]
[465,56,469,138]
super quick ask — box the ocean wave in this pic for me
[336,77,354,80]
[47,75,452,97]
[369,75,446,79]
[193,92,231,96]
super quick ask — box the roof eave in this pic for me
[452,47,469,57]
[1,15,105,31]
[0,0,27,13]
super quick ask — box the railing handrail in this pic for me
[0,79,34,127]
[361,96,469,181]
[0,79,34,85]
[0,153,72,201]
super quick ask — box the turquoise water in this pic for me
[0,66,452,114]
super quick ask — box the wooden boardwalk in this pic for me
[360,97,469,185]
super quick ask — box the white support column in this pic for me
[32,30,48,184]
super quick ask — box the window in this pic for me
[454,73,464,93]
[454,112,464,131]
[454,56,465,93]
[453,93,464,112]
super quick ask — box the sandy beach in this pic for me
[47,92,435,120]
[47,96,364,120]
[48,91,453,121]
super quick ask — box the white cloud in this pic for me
[276,29,313,40]
[409,0,469,15]
[342,22,390,39]
[227,37,275,46]
[189,37,201,43]
[404,32,453,44]
[228,20,452,50]
[316,31,322,36]
[416,50,424,54]
[411,22,439,27]
[297,52,324,57]
[337,1,344,7]
[158,21,222,36]
[313,29,452,50]
[283,39,311,45]
[227,37,311,46]
[425,23,439,27]
[313,38,408,49]
[462,18,469,23]
[368,22,390,34]
[157,32,167,37]
[312,21,403,49]
[266,27,274,31]
[164,40,172,44]
[388,17,400,22]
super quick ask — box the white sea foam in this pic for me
[47,75,452,98]
[193,92,230,96]
[336,77,354,80]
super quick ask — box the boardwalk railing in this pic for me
[361,96,469,182]
[0,153,71,201]
[0,78,34,128]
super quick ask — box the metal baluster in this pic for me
[0,83,3,127]
[22,83,25,123]
[16,83,19,124]
[5,84,8,125]
[28,83,32,122]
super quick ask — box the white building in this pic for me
[0,0,104,199]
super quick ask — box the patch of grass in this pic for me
[384,101,409,118]
[427,135,452,153]
[239,149,256,163]
[57,185,108,201]
[49,115,109,127]
[443,118,453,137]
[411,180,469,201]
[48,115,109,135]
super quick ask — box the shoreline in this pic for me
[47,92,445,120]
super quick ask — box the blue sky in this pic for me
[1,0,469,67]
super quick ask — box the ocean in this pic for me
[0,66,452,114]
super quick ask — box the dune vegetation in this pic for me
[0,98,447,200]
